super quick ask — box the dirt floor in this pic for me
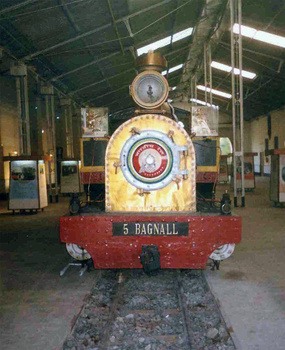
[0,177,284,350]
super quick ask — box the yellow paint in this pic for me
[80,166,105,172]
[105,115,196,212]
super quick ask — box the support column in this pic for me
[203,42,213,105]
[40,84,58,202]
[10,62,31,155]
[194,74,197,102]
[35,90,44,156]
[60,98,74,159]
[230,0,245,207]
[190,73,197,105]
[72,104,82,160]
[0,120,4,194]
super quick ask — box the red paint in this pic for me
[196,172,218,183]
[132,142,168,179]
[80,171,105,184]
[60,213,242,269]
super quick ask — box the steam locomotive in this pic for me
[60,52,241,273]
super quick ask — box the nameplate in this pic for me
[112,222,189,236]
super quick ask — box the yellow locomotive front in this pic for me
[106,52,196,213]
[60,51,241,273]
[105,114,196,212]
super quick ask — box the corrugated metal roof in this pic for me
[0,0,284,119]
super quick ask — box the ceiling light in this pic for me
[171,86,177,91]
[211,61,256,79]
[167,99,173,103]
[172,27,193,42]
[190,98,219,109]
[211,61,231,73]
[233,68,256,79]
[233,24,285,48]
[137,27,193,56]
[197,85,232,99]
[137,36,171,56]
[162,64,184,76]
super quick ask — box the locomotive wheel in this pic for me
[210,243,235,261]
[66,243,91,261]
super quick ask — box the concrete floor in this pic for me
[0,198,100,350]
[207,177,285,350]
[0,177,284,350]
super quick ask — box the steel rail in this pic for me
[175,270,192,349]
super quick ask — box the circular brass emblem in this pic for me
[128,139,172,183]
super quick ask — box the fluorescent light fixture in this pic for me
[162,63,183,76]
[190,98,219,109]
[137,27,193,56]
[172,27,193,42]
[211,61,231,73]
[137,36,171,56]
[233,68,256,79]
[211,61,256,79]
[168,64,183,74]
[233,23,285,48]
[197,85,232,99]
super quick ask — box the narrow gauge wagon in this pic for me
[60,52,241,272]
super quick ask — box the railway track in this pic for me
[63,270,236,350]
